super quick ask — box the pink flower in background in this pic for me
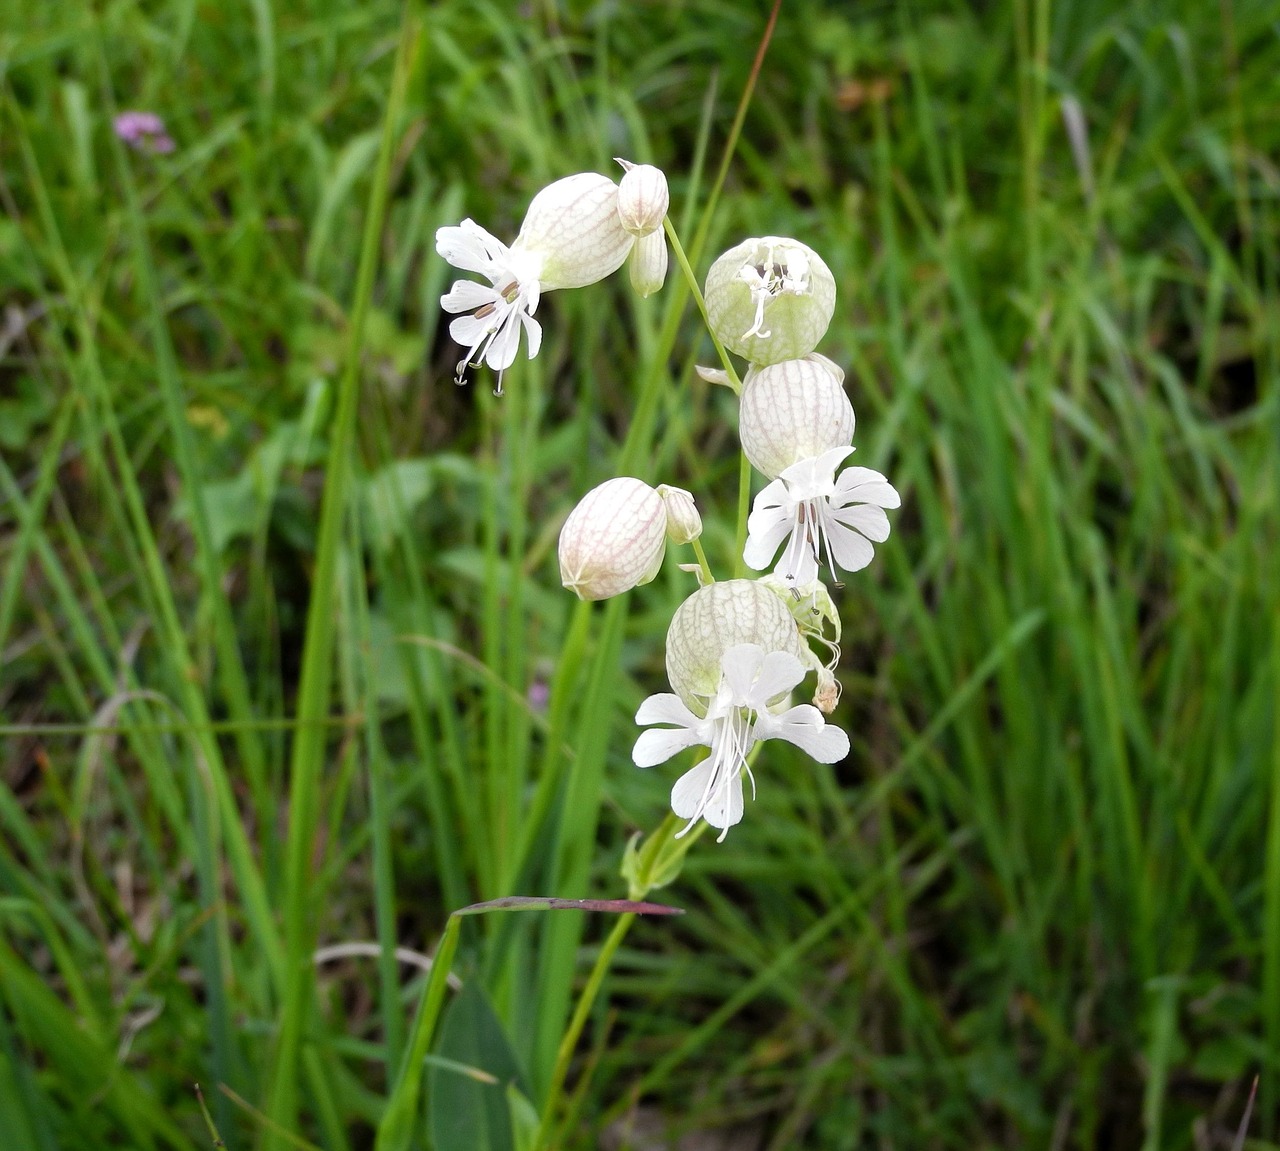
[113,111,175,154]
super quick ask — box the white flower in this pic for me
[436,173,634,392]
[633,643,850,840]
[744,447,900,587]
[704,237,836,365]
[738,356,854,478]
[558,477,667,600]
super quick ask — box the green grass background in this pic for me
[1,0,1278,1147]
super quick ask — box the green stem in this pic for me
[664,218,742,392]
[535,913,636,1150]
[690,537,716,585]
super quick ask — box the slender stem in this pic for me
[734,451,753,579]
[535,913,636,1150]
[690,537,716,585]
[664,217,742,392]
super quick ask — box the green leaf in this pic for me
[428,980,530,1151]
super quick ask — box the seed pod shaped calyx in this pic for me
[705,236,836,365]
[664,580,808,710]
[738,356,854,479]
[559,477,666,601]
[517,172,635,291]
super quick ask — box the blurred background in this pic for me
[1,0,1277,1147]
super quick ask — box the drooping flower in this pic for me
[436,173,634,392]
[737,356,854,478]
[558,477,667,600]
[633,643,849,840]
[744,446,900,587]
[704,237,836,365]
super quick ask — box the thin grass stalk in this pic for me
[535,912,635,1149]
[266,11,420,1143]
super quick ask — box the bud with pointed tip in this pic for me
[559,477,667,600]
[738,357,854,478]
[615,159,669,236]
[629,230,668,297]
[664,579,807,710]
[705,236,836,365]
[656,484,702,544]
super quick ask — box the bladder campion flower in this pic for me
[437,173,634,392]
[558,477,667,600]
[737,356,854,478]
[744,446,901,587]
[633,643,849,840]
[704,237,835,365]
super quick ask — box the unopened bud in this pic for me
[738,357,854,479]
[559,477,667,601]
[656,484,702,544]
[615,159,669,236]
[629,229,668,297]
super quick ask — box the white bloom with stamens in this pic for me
[705,237,836,365]
[436,173,634,391]
[558,477,667,601]
[738,357,854,478]
[744,446,900,587]
[633,643,849,840]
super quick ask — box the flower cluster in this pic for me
[436,167,900,840]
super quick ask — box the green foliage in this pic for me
[1,0,1277,1148]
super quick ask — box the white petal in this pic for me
[761,705,850,762]
[829,503,891,543]
[749,650,807,707]
[435,219,508,275]
[779,445,853,490]
[701,769,744,835]
[824,519,875,573]
[671,757,717,818]
[743,488,796,570]
[633,726,706,768]
[440,279,500,314]
[635,692,700,727]
[835,467,900,509]
[449,311,498,350]
[519,310,543,360]
[483,312,524,372]
[719,644,765,703]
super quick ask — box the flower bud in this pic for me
[656,484,702,544]
[615,159,669,236]
[515,173,635,291]
[704,237,836,365]
[665,580,807,709]
[629,229,668,298]
[738,357,854,478]
[559,477,666,601]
